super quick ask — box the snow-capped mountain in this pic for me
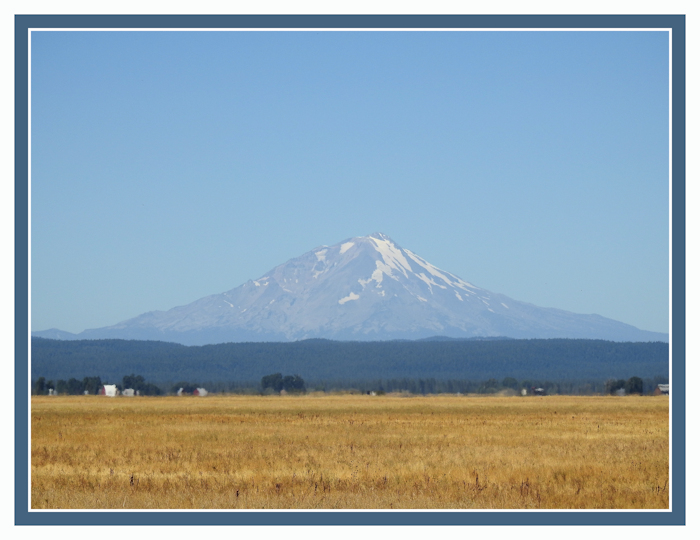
[41,233,668,345]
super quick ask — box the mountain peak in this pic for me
[366,231,392,240]
[62,234,668,345]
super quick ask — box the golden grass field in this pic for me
[31,394,669,510]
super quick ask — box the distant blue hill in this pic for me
[31,328,79,340]
[30,336,669,385]
[415,335,514,342]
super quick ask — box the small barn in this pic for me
[122,388,135,397]
[193,388,208,397]
[100,384,118,397]
[654,384,670,396]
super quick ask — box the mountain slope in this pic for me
[31,328,79,341]
[39,233,668,345]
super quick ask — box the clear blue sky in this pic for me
[30,30,670,334]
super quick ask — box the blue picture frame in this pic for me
[15,14,685,526]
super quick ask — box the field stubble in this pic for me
[31,394,668,509]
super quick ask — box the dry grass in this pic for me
[31,394,669,509]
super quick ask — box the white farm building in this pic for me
[100,384,118,397]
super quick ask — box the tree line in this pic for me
[31,337,669,384]
[260,373,306,394]
[32,373,668,396]
[605,376,644,395]
[32,373,162,395]
[303,375,668,396]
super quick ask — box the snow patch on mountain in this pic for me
[339,292,360,305]
[340,242,355,254]
[416,272,447,294]
[405,249,479,294]
[358,260,393,288]
[369,235,413,278]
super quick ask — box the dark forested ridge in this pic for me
[31,337,668,384]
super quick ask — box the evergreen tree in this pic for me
[625,376,644,395]
[82,376,103,395]
[605,379,627,394]
[123,373,146,391]
[261,373,284,393]
[502,377,518,389]
[66,377,84,395]
[282,374,306,393]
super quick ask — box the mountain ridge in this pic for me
[33,233,668,345]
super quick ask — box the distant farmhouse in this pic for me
[177,387,208,396]
[99,385,145,397]
[100,384,118,397]
[654,384,669,396]
[521,387,546,396]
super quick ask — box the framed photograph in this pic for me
[16,13,685,526]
